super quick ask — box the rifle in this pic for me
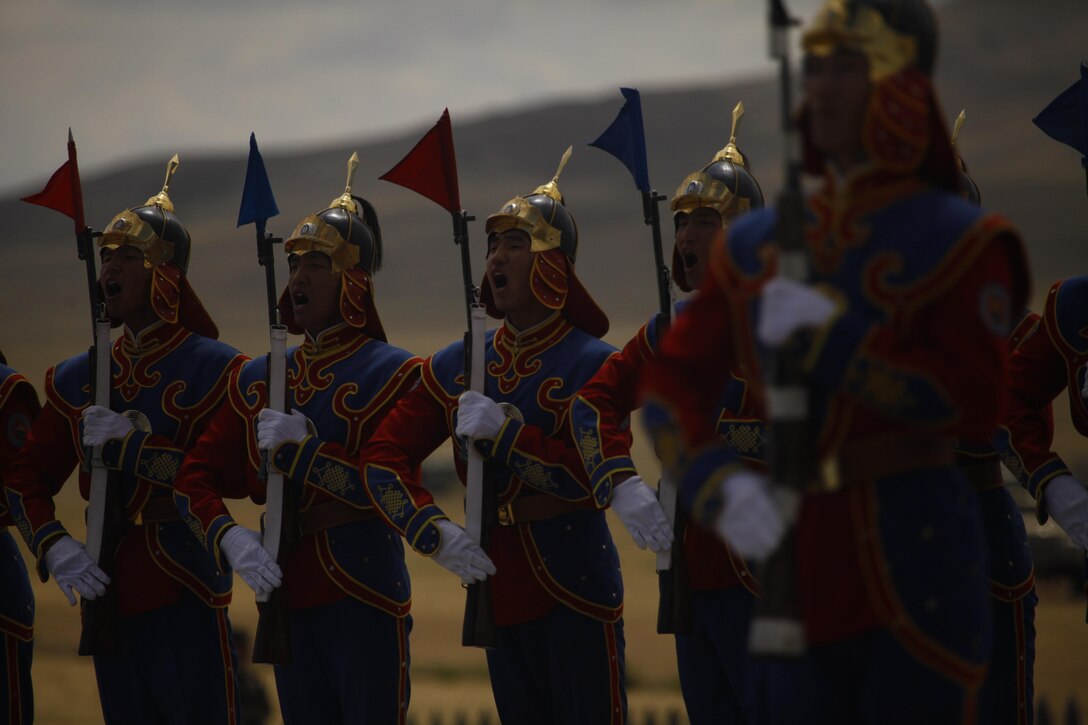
[78,231,125,657]
[455,209,496,649]
[748,0,809,657]
[21,131,123,654]
[235,133,291,664]
[588,88,689,634]
[379,110,495,647]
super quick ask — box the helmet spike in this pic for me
[713,102,748,168]
[951,109,966,147]
[330,151,362,214]
[533,146,574,201]
[145,153,180,212]
[730,101,745,147]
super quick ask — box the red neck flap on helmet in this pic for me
[802,68,958,191]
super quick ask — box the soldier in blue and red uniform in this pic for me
[360,152,630,724]
[173,170,436,725]
[0,353,41,725]
[996,274,1088,553]
[4,166,247,724]
[570,117,764,725]
[995,66,1088,601]
[949,127,1038,725]
[639,1,1030,722]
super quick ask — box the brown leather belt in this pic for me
[297,501,377,537]
[818,434,956,491]
[497,493,585,526]
[959,459,1005,492]
[136,497,182,524]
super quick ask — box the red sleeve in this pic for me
[640,277,740,453]
[172,394,265,569]
[996,306,1069,500]
[4,400,83,554]
[576,326,650,456]
[0,380,42,521]
[0,382,40,476]
[359,364,454,549]
[566,328,649,498]
[174,400,262,521]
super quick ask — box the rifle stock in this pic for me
[461,468,497,648]
[749,0,808,657]
[253,321,293,664]
[252,495,296,665]
[79,307,122,656]
[461,302,497,648]
[639,190,692,635]
[651,310,692,636]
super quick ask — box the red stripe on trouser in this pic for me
[1013,598,1028,725]
[214,608,238,725]
[604,621,624,725]
[4,633,22,725]
[395,616,408,725]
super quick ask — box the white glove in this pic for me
[758,277,837,347]
[256,408,312,451]
[43,535,111,606]
[715,469,786,562]
[433,519,496,584]
[220,525,283,596]
[1043,474,1088,549]
[81,405,134,446]
[456,391,507,440]
[610,476,673,553]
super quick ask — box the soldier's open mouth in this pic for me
[492,273,508,290]
[293,292,309,306]
[683,252,697,269]
[105,281,122,298]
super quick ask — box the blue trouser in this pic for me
[0,531,33,725]
[487,605,627,724]
[977,486,1037,725]
[93,589,240,725]
[751,471,991,725]
[675,586,755,725]
[273,597,411,725]
[752,628,985,725]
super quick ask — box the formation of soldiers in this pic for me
[2,1,1087,723]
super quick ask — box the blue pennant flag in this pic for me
[1033,62,1088,167]
[589,87,651,193]
[237,132,280,236]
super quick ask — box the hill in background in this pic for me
[3,0,1087,380]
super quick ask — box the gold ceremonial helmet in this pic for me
[485,146,578,259]
[670,102,764,222]
[285,152,382,275]
[100,154,191,270]
[801,0,936,81]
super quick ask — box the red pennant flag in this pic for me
[22,130,86,232]
[380,108,461,212]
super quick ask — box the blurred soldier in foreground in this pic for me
[640,1,1029,722]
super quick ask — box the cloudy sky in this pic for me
[0,0,847,197]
